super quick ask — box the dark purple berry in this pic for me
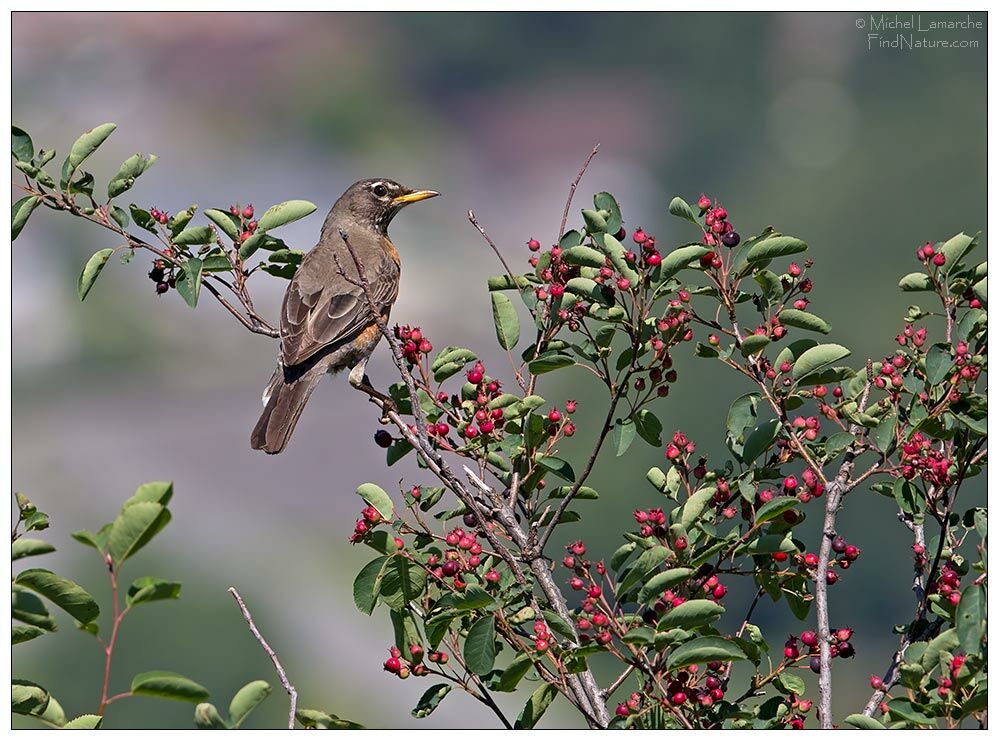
[721,231,740,248]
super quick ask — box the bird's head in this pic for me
[332,178,440,232]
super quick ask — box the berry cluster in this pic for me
[461,361,506,439]
[900,432,954,488]
[632,226,665,270]
[228,203,258,243]
[147,258,176,295]
[916,241,947,268]
[783,626,857,675]
[427,524,485,590]
[927,560,964,607]
[696,195,741,251]
[665,430,696,465]
[394,325,433,364]
[382,644,448,679]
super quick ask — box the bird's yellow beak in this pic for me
[393,189,440,205]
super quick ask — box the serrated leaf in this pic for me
[77,248,115,301]
[778,308,831,334]
[791,343,851,381]
[378,555,426,610]
[228,680,271,728]
[256,200,317,232]
[131,671,210,703]
[108,501,171,567]
[14,569,99,624]
[175,258,203,308]
[12,681,50,715]
[491,292,520,350]
[464,615,497,675]
[12,587,57,631]
[107,153,156,198]
[125,480,174,507]
[63,714,103,730]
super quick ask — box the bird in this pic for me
[251,178,439,454]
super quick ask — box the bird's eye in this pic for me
[372,184,388,198]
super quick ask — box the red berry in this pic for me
[242,204,254,219]
[527,238,541,251]
[632,228,647,244]
[384,657,401,673]
[932,253,946,267]
[870,675,883,689]
[800,630,818,647]
[697,195,712,210]
[616,277,631,291]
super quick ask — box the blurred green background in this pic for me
[12,11,987,729]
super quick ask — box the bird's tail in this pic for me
[250,362,327,454]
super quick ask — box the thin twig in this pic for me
[227,587,298,730]
[558,144,600,240]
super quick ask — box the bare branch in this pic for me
[558,144,600,240]
[227,587,298,730]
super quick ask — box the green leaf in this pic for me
[972,276,987,303]
[126,577,181,607]
[125,480,174,507]
[108,501,171,567]
[778,308,831,334]
[228,680,271,728]
[955,584,985,656]
[12,538,55,561]
[14,569,99,623]
[12,624,45,645]
[464,616,497,675]
[844,714,886,730]
[412,684,452,718]
[659,244,711,279]
[12,680,50,715]
[743,418,780,463]
[746,235,807,264]
[658,599,725,630]
[924,343,952,386]
[873,413,897,453]
[378,554,426,610]
[494,654,533,692]
[537,456,574,481]
[77,248,115,301]
[11,196,41,240]
[740,334,771,357]
[613,417,637,456]
[754,496,799,524]
[581,208,608,233]
[886,698,935,726]
[295,708,364,729]
[63,714,104,729]
[939,232,976,273]
[256,200,317,232]
[668,196,698,224]
[107,153,156,198]
[12,587,57,631]
[527,353,574,374]
[62,122,116,186]
[594,192,622,233]
[562,245,608,268]
[353,556,389,615]
[131,671,210,703]
[681,487,716,530]
[514,683,558,729]
[12,125,33,161]
[791,343,851,381]
[175,258,204,308]
[194,703,228,730]
[204,209,240,241]
[601,232,641,284]
[638,568,693,604]
[666,636,747,670]
[451,585,497,611]
[356,482,394,520]
[490,292,521,350]
[617,546,672,597]
[634,409,663,446]
[920,628,960,672]
[898,272,935,292]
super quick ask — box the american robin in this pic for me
[250,178,439,454]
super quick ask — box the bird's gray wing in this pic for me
[279,236,399,368]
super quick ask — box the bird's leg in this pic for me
[348,360,395,418]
